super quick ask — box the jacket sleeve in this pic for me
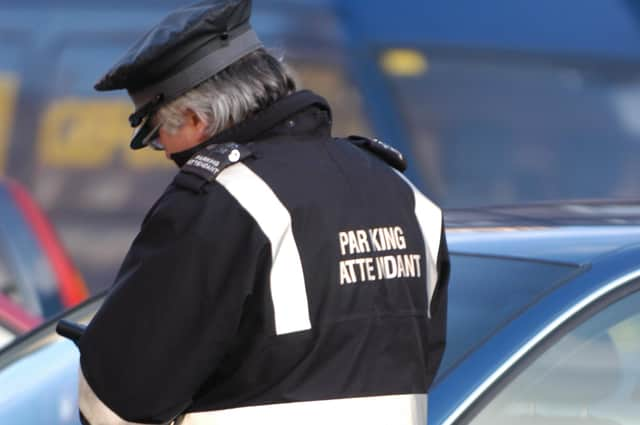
[78,185,269,424]
[427,223,451,387]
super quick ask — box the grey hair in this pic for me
[156,49,297,138]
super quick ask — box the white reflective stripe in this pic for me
[217,163,311,335]
[78,368,150,425]
[177,394,427,425]
[395,172,442,317]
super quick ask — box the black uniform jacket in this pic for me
[78,90,450,425]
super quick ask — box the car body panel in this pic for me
[446,203,640,264]
[448,226,640,265]
[0,294,103,425]
[0,340,79,424]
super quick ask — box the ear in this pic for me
[185,109,208,136]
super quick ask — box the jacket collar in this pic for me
[171,90,332,167]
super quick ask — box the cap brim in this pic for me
[130,116,160,150]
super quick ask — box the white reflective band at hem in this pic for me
[176,394,427,425]
[78,368,151,425]
[217,163,312,335]
[395,172,442,318]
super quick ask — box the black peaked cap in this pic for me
[94,0,263,150]
[95,0,253,93]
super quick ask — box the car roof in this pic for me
[445,201,640,265]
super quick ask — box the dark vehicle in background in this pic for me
[3,0,640,291]
[0,180,87,318]
[1,202,640,424]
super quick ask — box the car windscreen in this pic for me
[381,48,640,208]
[437,253,581,380]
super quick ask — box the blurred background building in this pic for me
[1,0,640,292]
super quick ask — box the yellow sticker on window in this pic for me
[37,98,171,170]
[380,49,429,77]
[0,74,18,174]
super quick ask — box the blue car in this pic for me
[0,202,639,424]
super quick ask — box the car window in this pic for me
[382,48,640,208]
[469,286,640,424]
[438,254,580,380]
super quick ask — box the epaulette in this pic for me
[173,142,253,193]
[346,135,407,172]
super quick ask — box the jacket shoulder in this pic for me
[344,135,407,172]
[173,142,254,193]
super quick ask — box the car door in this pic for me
[452,276,640,424]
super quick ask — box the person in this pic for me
[77,0,450,424]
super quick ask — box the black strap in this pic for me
[346,135,407,172]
